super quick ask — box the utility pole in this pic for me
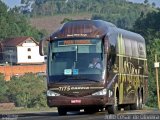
[154,54,160,109]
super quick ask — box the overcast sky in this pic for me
[2,0,21,8]
[128,0,160,7]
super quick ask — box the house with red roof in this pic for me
[1,36,45,64]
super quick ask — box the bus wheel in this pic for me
[130,94,140,110]
[124,105,130,110]
[58,107,67,116]
[108,95,118,114]
[139,92,143,110]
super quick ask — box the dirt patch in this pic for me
[0,103,15,110]
[29,13,92,34]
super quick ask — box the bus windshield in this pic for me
[48,38,104,82]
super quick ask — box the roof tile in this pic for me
[2,36,38,47]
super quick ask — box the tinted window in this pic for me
[138,42,146,58]
[131,40,138,57]
[117,35,125,55]
[124,38,132,56]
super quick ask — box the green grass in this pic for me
[143,105,158,110]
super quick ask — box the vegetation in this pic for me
[133,9,160,108]
[20,0,156,30]
[0,74,9,102]
[133,10,160,44]
[0,1,47,108]
[0,73,47,108]
[0,1,46,41]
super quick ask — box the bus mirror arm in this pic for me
[104,38,109,54]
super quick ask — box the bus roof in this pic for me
[50,20,145,43]
[50,20,115,39]
[116,28,145,43]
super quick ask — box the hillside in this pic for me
[29,13,91,34]
[27,0,156,34]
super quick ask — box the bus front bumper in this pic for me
[47,96,108,107]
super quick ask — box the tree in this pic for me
[152,2,156,8]
[134,10,160,108]
[0,1,46,41]
[61,18,72,24]
[0,73,9,102]
[145,39,160,107]
[7,73,47,108]
[133,10,160,44]
[144,0,149,4]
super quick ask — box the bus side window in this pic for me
[107,45,116,71]
[124,38,132,56]
[138,42,146,58]
[131,40,138,58]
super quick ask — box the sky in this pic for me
[128,0,160,7]
[2,0,160,8]
[2,0,21,8]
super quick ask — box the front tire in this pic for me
[124,104,130,110]
[58,107,67,116]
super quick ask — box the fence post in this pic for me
[154,54,160,109]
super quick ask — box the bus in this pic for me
[39,20,148,115]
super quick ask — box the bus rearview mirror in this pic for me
[39,40,45,56]
[39,37,49,56]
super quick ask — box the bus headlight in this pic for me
[92,89,107,96]
[47,90,60,96]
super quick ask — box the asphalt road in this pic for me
[1,109,160,120]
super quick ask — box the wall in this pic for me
[0,64,46,81]
[17,45,44,64]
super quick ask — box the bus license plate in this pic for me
[71,100,81,104]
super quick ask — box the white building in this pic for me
[2,36,45,64]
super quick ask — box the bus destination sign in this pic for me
[58,40,93,46]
